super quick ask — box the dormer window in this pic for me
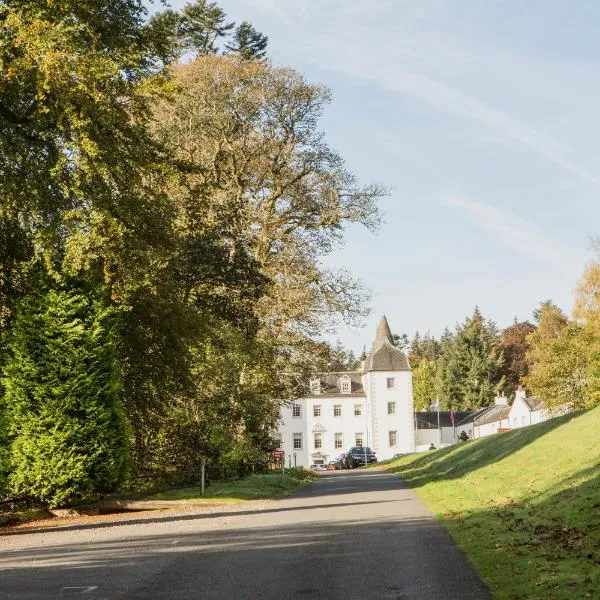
[339,375,351,394]
[309,378,321,395]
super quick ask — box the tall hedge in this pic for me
[2,284,128,507]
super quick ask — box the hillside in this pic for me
[378,407,600,600]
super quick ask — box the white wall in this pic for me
[364,370,415,459]
[278,395,369,468]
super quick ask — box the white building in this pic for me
[277,316,415,467]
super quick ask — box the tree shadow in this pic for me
[436,462,600,599]
[384,411,581,488]
[0,514,492,599]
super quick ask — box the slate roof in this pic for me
[523,396,544,411]
[475,405,511,426]
[307,371,366,398]
[362,315,411,373]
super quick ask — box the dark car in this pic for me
[346,446,377,468]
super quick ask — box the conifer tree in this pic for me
[435,309,504,409]
[3,283,127,506]
[225,21,268,60]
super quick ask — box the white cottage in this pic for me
[277,316,415,467]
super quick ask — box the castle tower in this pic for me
[362,315,415,457]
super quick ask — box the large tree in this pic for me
[152,55,383,371]
[435,309,504,410]
[525,303,599,413]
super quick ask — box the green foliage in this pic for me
[379,407,600,600]
[412,359,437,410]
[435,308,504,409]
[408,330,440,368]
[2,283,128,506]
[225,21,268,59]
[525,305,600,413]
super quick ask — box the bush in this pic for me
[2,283,128,507]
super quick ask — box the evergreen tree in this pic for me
[435,309,504,409]
[409,330,440,367]
[225,21,268,60]
[3,283,127,507]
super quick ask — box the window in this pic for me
[309,378,321,394]
[389,430,397,446]
[386,377,396,390]
[355,432,363,447]
[354,404,362,416]
[292,403,301,418]
[314,433,322,449]
[387,402,396,415]
[335,433,343,449]
[339,376,351,394]
[293,432,303,449]
[313,405,321,417]
[334,404,342,417]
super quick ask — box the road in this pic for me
[0,470,491,600]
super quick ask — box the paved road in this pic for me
[0,471,491,599]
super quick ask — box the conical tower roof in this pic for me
[374,315,394,349]
[362,315,410,373]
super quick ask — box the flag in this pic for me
[430,398,440,411]
[450,410,455,426]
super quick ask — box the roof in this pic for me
[523,396,544,411]
[475,405,511,426]
[415,411,472,429]
[307,371,366,398]
[362,315,411,373]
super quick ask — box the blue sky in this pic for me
[160,0,598,353]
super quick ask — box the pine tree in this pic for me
[225,21,268,60]
[435,309,504,409]
[3,283,128,507]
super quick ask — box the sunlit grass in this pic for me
[376,406,600,599]
[146,469,318,503]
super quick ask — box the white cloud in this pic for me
[446,197,586,275]
[298,33,600,187]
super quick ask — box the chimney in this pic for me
[515,385,526,401]
[495,391,508,406]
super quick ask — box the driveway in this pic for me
[0,470,491,599]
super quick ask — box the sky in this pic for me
[159,0,599,353]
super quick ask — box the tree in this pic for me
[2,282,127,506]
[574,261,600,331]
[495,321,536,398]
[179,0,234,55]
[412,360,437,411]
[225,21,268,60]
[392,333,409,351]
[435,308,504,409]
[152,55,383,370]
[408,330,440,368]
[525,317,599,414]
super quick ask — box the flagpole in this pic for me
[437,396,440,447]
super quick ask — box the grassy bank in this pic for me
[147,468,318,503]
[376,407,600,600]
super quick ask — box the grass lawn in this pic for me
[375,406,600,600]
[146,468,318,503]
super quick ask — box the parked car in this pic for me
[310,464,327,472]
[336,453,349,470]
[326,461,337,471]
[346,446,377,468]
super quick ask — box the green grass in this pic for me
[147,469,318,503]
[375,406,600,600]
